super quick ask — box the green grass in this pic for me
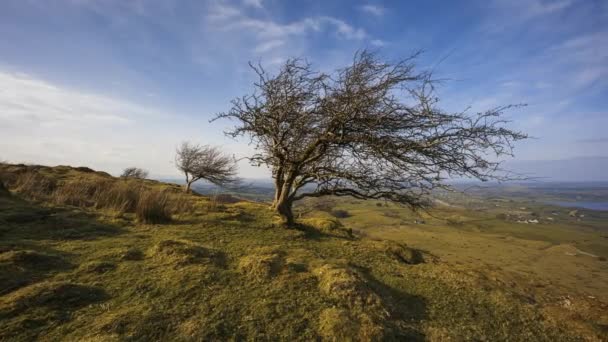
[0,164,605,340]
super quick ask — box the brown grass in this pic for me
[5,169,181,223]
[12,172,56,200]
[136,190,171,224]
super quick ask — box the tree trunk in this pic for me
[275,197,294,227]
[271,180,282,209]
[184,172,192,193]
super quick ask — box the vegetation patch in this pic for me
[0,250,71,295]
[78,261,117,274]
[318,307,385,342]
[0,281,107,320]
[149,240,221,266]
[119,247,144,261]
[299,218,353,238]
[373,240,426,265]
[313,264,384,311]
[136,190,171,224]
[237,247,286,281]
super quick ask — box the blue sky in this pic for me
[0,0,606,179]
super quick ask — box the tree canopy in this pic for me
[215,51,527,225]
[175,142,238,193]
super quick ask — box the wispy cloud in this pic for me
[359,4,385,17]
[207,4,368,41]
[242,0,263,9]
[0,70,173,174]
[370,39,385,47]
[0,71,145,127]
[254,39,285,53]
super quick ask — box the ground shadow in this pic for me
[353,265,428,340]
[295,223,356,241]
[0,195,125,241]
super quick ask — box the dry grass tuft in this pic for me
[313,264,384,310]
[314,264,391,340]
[149,240,219,266]
[237,247,285,281]
[318,308,385,342]
[93,181,142,213]
[12,172,56,200]
[136,190,171,224]
[2,166,193,224]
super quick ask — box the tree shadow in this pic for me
[294,223,356,241]
[353,265,428,340]
[0,282,110,341]
[0,196,125,241]
[0,245,76,295]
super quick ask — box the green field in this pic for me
[0,164,607,341]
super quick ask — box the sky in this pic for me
[0,0,606,180]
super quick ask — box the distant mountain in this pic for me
[505,156,608,182]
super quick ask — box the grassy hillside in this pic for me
[0,164,605,341]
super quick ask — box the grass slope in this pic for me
[0,164,603,341]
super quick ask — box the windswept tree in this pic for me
[121,167,149,179]
[214,51,527,226]
[175,142,238,192]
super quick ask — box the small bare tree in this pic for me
[214,51,527,226]
[175,142,238,193]
[121,167,148,179]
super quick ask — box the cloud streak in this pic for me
[359,4,384,17]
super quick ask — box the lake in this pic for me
[546,201,608,211]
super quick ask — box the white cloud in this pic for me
[242,0,263,9]
[254,39,285,53]
[524,0,573,17]
[370,39,385,47]
[359,4,385,17]
[0,70,245,177]
[207,4,368,41]
[0,71,143,127]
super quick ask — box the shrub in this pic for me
[136,190,171,224]
[121,167,149,179]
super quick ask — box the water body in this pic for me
[546,201,608,211]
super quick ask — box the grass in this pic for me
[0,163,605,340]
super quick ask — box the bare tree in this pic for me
[121,167,149,179]
[175,142,238,193]
[214,51,527,226]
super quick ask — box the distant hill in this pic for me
[506,156,608,182]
